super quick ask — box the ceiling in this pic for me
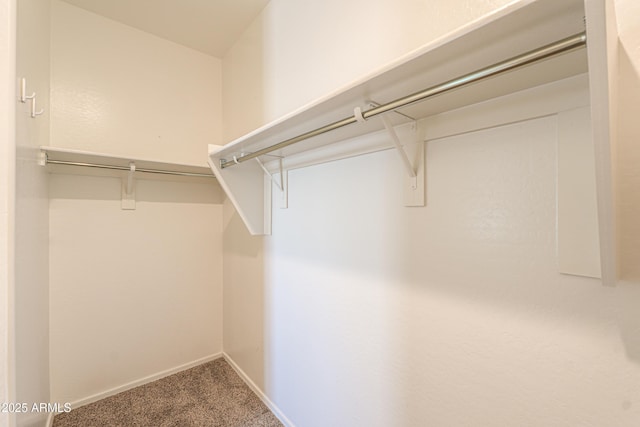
[60,0,270,58]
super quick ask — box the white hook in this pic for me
[30,96,44,118]
[20,78,35,103]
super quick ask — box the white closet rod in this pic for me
[220,31,587,169]
[45,158,215,178]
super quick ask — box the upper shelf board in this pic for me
[41,146,215,182]
[206,0,616,290]
[210,0,588,167]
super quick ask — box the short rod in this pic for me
[45,159,215,178]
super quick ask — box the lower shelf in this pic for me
[40,146,215,183]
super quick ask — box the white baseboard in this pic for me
[65,352,223,412]
[222,352,295,427]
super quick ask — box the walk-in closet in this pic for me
[3,0,640,426]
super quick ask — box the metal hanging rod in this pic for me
[221,31,587,169]
[45,158,215,178]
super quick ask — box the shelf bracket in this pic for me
[356,105,425,207]
[275,158,288,209]
[381,116,425,206]
[256,158,288,209]
[380,115,417,180]
[38,151,47,167]
[121,162,136,210]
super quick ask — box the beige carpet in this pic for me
[53,358,283,427]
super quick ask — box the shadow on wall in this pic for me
[618,43,640,283]
[614,281,640,362]
[391,121,640,423]
[219,9,269,393]
[221,11,267,143]
[222,199,263,258]
[48,174,224,204]
[222,198,267,392]
[218,6,640,424]
[260,115,640,426]
[613,43,640,363]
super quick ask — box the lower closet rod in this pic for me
[45,159,215,178]
[219,31,587,169]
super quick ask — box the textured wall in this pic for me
[222,0,514,142]
[221,1,640,426]
[0,0,16,425]
[49,175,224,403]
[616,0,640,281]
[50,0,222,166]
[48,1,225,405]
[14,0,51,425]
[264,116,640,427]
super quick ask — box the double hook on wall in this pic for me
[20,78,45,118]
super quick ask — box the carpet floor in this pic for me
[53,358,283,427]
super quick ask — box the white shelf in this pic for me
[207,0,618,285]
[41,146,215,183]
[212,0,587,164]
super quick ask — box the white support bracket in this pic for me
[277,159,288,209]
[381,116,425,207]
[255,158,288,209]
[121,162,136,210]
[380,115,417,180]
[38,151,47,167]
[357,105,425,207]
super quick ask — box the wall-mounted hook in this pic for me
[30,96,44,118]
[22,78,44,118]
[20,78,35,103]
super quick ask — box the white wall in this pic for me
[48,1,225,404]
[221,197,266,389]
[0,0,16,426]
[50,0,222,165]
[49,175,224,403]
[223,0,514,141]
[222,1,640,426]
[14,0,51,425]
[221,0,517,392]
[616,0,640,281]
[265,117,640,427]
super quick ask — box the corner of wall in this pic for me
[0,0,18,424]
